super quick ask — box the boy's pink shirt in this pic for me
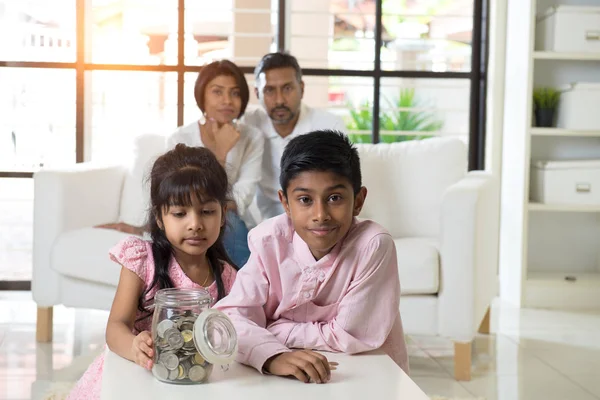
[214,214,409,374]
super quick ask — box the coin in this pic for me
[181,329,193,343]
[159,352,179,371]
[188,365,207,382]
[193,353,206,365]
[157,320,175,338]
[176,364,185,380]
[168,367,179,380]
[152,364,169,381]
[166,331,184,350]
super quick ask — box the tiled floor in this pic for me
[1,291,599,400]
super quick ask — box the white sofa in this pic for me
[32,136,498,381]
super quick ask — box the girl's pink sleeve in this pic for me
[109,236,149,282]
[221,263,238,295]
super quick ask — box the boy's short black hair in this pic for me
[254,52,302,83]
[280,130,362,196]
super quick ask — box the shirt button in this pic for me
[318,272,326,282]
[303,291,311,299]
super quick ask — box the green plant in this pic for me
[533,87,561,110]
[346,88,443,144]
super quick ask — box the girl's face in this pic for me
[160,195,225,261]
[202,75,242,125]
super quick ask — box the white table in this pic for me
[101,349,429,400]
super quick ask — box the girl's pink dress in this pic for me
[66,237,237,400]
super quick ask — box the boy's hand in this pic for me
[264,350,332,384]
[132,331,154,370]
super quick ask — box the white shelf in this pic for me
[530,128,600,137]
[533,51,600,61]
[528,202,600,212]
[528,271,600,283]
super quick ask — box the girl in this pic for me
[67,144,238,399]
[166,60,265,268]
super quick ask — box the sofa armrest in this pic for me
[32,163,126,306]
[438,171,499,342]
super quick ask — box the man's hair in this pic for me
[254,52,302,83]
[280,130,361,196]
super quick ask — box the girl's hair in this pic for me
[135,144,238,328]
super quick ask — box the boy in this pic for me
[215,130,408,383]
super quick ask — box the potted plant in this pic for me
[346,88,443,143]
[533,87,561,127]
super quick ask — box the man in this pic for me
[243,52,347,220]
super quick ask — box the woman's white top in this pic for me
[166,121,264,216]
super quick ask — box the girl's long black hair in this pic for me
[135,144,239,329]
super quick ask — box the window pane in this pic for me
[382,0,473,72]
[0,0,76,62]
[290,0,375,70]
[379,77,469,143]
[87,71,177,162]
[0,178,33,281]
[184,0,278,67]
[302,75,374,143]
[89,0,178,65]
[0,68,76,172]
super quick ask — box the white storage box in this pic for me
[536,6,600,53]
[557,83,600,131]
[530,160,600,205]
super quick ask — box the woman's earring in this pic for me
[199,112,207,125]
[232,118,239,128]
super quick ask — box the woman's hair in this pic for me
[135,144,238,328]
[194,59,250,118]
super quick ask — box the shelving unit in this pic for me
[528,202,600,212]
[500,0,600,310]
[533,51,600,61]
[530,128,600,137]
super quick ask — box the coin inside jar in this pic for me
[193,353,206,365]
[152,364,169,381]
[188,365,206,382]
[166,330,184,350]
[156,320,176,339]
[158,352,179,371]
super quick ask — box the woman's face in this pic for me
[202,75,242,125]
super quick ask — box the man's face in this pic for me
[255,67,304,125]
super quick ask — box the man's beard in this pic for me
[269,106,296,125]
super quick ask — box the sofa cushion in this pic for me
[52,227,131,286]
[395,238,439,295]
[357,138,467,238]
[119,134,167,226]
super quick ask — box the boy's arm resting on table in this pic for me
[267,233,400,354]
[214,240,290,372]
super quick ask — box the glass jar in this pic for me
[150,288,237,384]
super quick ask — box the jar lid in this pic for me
[193,309,238,366]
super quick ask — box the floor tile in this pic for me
[567,375,600,399]
[461,370,600,400]
[412,376,475,398]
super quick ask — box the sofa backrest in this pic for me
[119,134,167,226]
[357,137,467,238]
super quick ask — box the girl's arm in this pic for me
[106,266,153,368]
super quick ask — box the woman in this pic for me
[165,60,264,267]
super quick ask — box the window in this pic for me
[0,0,488,283]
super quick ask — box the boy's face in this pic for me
[278,171,367,261]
